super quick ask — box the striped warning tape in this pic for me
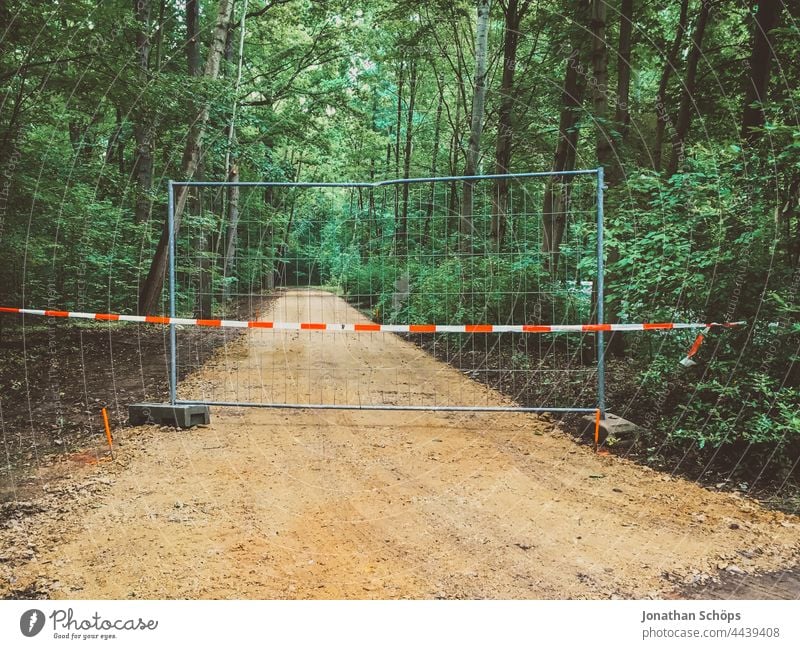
[679,326,712,367]
[0,306,745,335]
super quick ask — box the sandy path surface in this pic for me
[6,290,799,599]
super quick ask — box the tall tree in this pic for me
[653,0,689,171]
[667,0,713,177]
[460,0,492,252]
[132,0,153,224]
[491,0,532,251]
[741,0,781,143]
[138,0,235,315]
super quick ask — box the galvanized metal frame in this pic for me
[166,169,606,416]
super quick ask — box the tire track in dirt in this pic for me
[4,289,799,599]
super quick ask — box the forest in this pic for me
[0,0,798,489]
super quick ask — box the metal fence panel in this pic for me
[167,170,604,414]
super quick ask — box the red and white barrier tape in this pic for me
[679,326,712,367]
[0,306,745,336]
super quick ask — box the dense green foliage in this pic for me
[1,0,798,476]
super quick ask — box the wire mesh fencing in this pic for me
[168,170,605,413]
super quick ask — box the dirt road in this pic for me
[3,290,799,599]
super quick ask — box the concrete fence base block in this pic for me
[580,412,644,448]
[128,403,210,428]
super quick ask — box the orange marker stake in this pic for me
[101,407,114,459]
[594,408,601,453]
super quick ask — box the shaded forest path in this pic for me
[4,290,799,599]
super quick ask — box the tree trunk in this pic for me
[448,97,462,232]
[132,0,153,224]
[394,60,404,222]
[274,161,301,288]
[779,176,800,268]
[591,0,611,171]
[398,59,417,251]
[423,87,444,243]
[186,0,202,77]
[460,0,492,253]
[367,92,378,247]
[105,106,125,177]
[368,158,377,246]
[138,0,235,315]
[491,0,527,251]
[614,0,633,140]
[741,0,780,143]
[667,0,712,177]
[153,0,167,71]
[653,0,689,171]
[541,46,585,275]
[195,175,212,318]
[222,0,248,299]
[188,0,209,317]
[591,0,632,356]
[223,164,240,290]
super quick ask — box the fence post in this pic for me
[596,167,606,419]
[168,180,177,405]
